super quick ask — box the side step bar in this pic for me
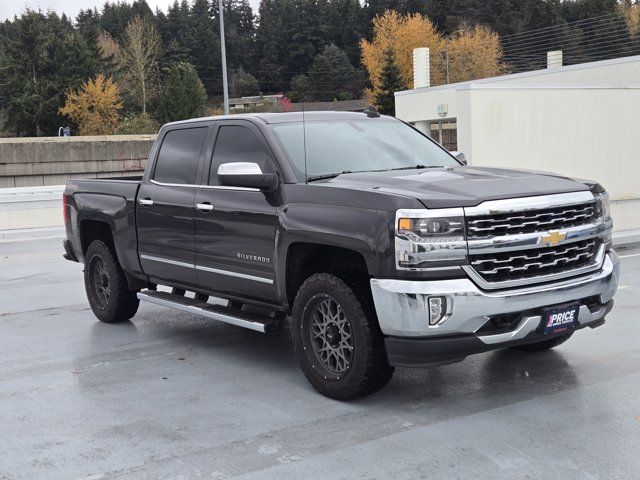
[137,291,281,333]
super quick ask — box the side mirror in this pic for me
[451,151,467,165]
[217,162,278,192]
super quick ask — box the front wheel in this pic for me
[84,240,139,323]
[292,273,394,400]
[511,333,573,352]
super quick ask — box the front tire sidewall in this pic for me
[292,274,393,400]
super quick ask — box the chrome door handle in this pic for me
[195,203,214,212]
[139,198,154,206]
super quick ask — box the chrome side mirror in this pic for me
[217,162,278,192]
[451,151,467,165]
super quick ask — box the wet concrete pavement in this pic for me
[1,238,639,479]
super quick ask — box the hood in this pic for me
[320,166,592,209]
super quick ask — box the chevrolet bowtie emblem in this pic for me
[542,230,567,246]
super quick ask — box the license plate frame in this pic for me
[541,303,580,335]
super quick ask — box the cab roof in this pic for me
[164,110,393,128]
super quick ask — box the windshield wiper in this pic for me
[387,164,445,171]
[307,171,353,182]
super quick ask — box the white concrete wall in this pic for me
[396,55,640,123]
[0,185,64,231]
[462,86,640,231]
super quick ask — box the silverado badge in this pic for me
[541,230,567,246]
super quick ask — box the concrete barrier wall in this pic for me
[0,135,156,187]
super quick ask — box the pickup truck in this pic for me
[63,111,619,399]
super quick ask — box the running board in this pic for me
[137,291,281,333]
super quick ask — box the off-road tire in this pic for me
[84,239,139,323]
[511,333,573,352]
[292,273,394,400]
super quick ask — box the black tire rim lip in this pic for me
[301,293,354,380]
[89,254,111,310]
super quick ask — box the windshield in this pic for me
[270,118,459,181]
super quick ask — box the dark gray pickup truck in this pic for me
[63,111,619,399]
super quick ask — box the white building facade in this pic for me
[395,54,640,238]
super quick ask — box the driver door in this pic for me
[193,121,280,302]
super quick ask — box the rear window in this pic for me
[153,127,208,184]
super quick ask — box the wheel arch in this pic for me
[283,242,371,309]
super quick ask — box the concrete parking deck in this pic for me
[1,238,639,479]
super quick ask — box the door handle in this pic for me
[195,203,214,212]
[139,198,154,206]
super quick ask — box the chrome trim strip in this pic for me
[140,254,274,284]
[464,191,595,216]
[150,179,259,192]
[137,292,267,333]
[463,243,606,290]
[195,264,274,284]
[140,254,194,268]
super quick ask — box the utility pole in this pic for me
[218,0,230,115]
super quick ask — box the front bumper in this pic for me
[371,250,619,367]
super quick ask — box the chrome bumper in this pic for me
[370,250,619,344]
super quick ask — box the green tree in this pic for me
[0,10,98,136]
[230,67,260,97]
[374,48,406,116]
[289,43,362,101]
[163,62,207,121]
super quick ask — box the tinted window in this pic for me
[271,119,458,180]
[209,125,270,185]
[153,127,208,184]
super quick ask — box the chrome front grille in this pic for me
[466,202,597,239]
[469,239,600,284]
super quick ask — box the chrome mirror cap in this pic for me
[217,162,278,192]
[218,162,263,175]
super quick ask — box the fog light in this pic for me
[428,296,447,325]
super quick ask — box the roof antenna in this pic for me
[303,100,308,184]
[364,105,380,118]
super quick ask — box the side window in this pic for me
[153,127,208,184]
[209,125,270,185]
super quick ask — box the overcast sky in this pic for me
[0,0,262,22]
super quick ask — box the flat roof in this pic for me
[395,54,640,97]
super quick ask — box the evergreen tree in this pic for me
[163,62,207,121]
[290,43,361,101]
[230,67,260,97]
[374,48,406,116]
[0,10,98,135]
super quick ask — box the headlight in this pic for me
[395,208,467,270]
[595,192,611,220]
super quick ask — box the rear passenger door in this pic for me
[193,121,279,302]
[137,124,211,286]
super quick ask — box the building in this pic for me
[395,52,640,238]
[229,94,285,111]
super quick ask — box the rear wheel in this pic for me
[292,273,394,400]
[84,240,139,323]
[511,333,573,352]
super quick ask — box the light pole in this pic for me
[218,0,230,115]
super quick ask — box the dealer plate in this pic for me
[542,304,579,335]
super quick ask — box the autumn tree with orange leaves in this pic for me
[59,75,123,135]
[361,11,505,98]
